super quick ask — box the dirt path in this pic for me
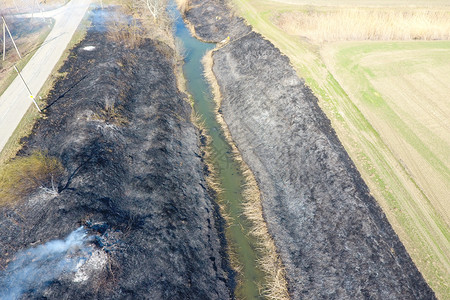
[0,0,92,153]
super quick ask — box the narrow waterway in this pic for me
[171,4,266,299]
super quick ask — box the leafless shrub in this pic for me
[106,0,175,49]
[107,19,145,48]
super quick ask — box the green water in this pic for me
[171,5,266,300]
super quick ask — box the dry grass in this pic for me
[92,103,129,126]
[175,0,191,15]
[276,8,450,42]
[107,19,145,49]
[203,50,290,300]
[241,169,290,300]
[0,151,64,206]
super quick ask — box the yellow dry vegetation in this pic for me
[0,151,64,206]
[277,9,450,42]
[175,0,191,15]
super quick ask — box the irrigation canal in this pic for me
[171,4,266,299]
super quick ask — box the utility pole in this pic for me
[34,0,45,21]
[12,0,20,13]
[2,21,5,61]
[1,16,22,60]
[14,65,42,113]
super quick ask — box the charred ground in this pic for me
[0,8,232,299]
[184,0,436,298]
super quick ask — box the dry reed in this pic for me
[107,19,145,49]
[202,50,290,300]
[175,0,191,15]
[276,8,450,41]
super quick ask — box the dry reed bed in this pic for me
[276,8,450,41]
[203,49,290,300]
[106,0,176,50]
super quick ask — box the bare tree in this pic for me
[141,0,165,20]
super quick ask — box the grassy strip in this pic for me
[203,49,289,300]
[0,7,92,166]
[0,151,64,206]
[230,0,449,298]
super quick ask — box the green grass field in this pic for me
[230,0,450,298]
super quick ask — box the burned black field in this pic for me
[185,0,436,298]
[0,0,439,299]
[0,8,232,299]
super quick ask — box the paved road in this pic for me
[0,0,92,153]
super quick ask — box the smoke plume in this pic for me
[0,227,92,300]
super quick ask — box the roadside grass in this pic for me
[0,18,54,97]
[0,104,40,166]
[0,150,64,206]
[0,6,92,166]
[231,0,450,298]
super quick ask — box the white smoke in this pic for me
[0,227,93,300]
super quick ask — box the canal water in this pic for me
[170,4,266,299]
